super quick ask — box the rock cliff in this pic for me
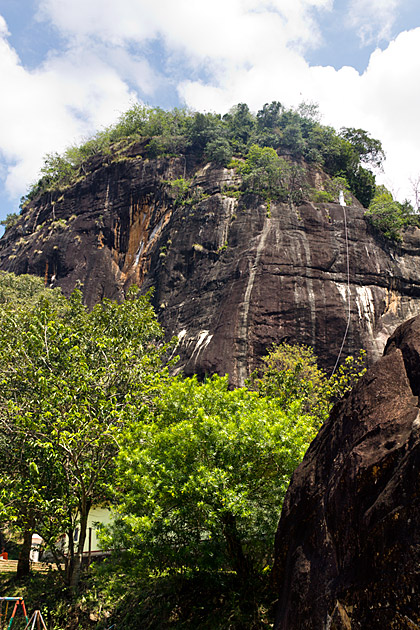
[272,314,420,629]
[2,146,420,384]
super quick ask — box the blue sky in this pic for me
[1,0,420,225]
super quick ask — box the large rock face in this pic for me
[272,315,420,629]
[2,147,420,384]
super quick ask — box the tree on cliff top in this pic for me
[365,185,418,241]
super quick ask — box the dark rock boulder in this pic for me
[272,315,420,629]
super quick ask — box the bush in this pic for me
[248,343,366,424]
[101,375,319,614]
[0,213,19,231]
[205,137,233,166]
[365,186,419,241]
[239,144,289,201]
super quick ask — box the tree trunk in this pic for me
[17,526,33,578]
[0,524,5,553]
[68,499,92,593]
[222,512,251,582]
[64,525,75,587]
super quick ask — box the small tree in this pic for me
[365,185,418,241]
[409,174,420,211]
[240,144,289,201]
[248,342,366,424]
[0,213,19,232]
[104,375,318,586]
[339,127,385,170]
[205,137,233,166]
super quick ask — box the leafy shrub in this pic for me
[205,137,233,166]
[365,185,419,241]
[325,175,352,204]
[103,375,319,582]
[239,144,289,201]
[312,190,334,203]
[0,213,19,231]
[248,342,366,424]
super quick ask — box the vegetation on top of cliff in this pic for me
[365,185,419,241]
[20,101,384,211]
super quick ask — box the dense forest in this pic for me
[0,271,365,629]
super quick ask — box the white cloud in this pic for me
[347,0,402,45]
[38,0,332,66]
[0,14,9,36]
[0,0,334,206]
[0,23,137,198]
[358,29,420,199]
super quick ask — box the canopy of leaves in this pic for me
[103,375,318,583]
[0,270,65,311]
[239,144,289,200]
[248,342,366,424]
[0,212,19,232]
[365,185,419,241]
[0,283,169,588]
[0,272,368,626]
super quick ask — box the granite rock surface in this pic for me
[272,315,420,629]
[2,149,420,384]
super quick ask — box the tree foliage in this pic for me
[0,283,168,589]
[248,343,366,424]
[365,185,419,241]
[0,272,369,626]
[239,144,289,200]
[0,212,19,232]
[103,375,318,583]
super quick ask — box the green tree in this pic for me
[348,165,376,208]
[104,375,318,586]
[39,152,76,188]
[223,103,256,153]
[205,137,233,166]
[240,144,289,200]
[0,271,65,310]
[339,127,385,170]
[325,175,352,204]
[185,112,225,155]
[0,213,19,232]
[0,283,168,590]
[365,186,418,241]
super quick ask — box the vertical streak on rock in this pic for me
[219,197,237,248]
[236,214,271,386]
[296,230,316,345]
[104,178,110,213]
